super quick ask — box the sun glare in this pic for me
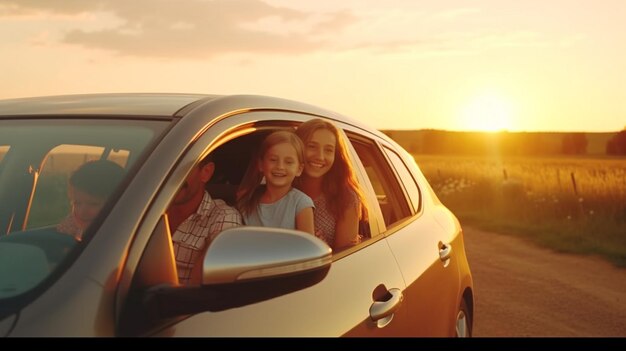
[459,93,515,132]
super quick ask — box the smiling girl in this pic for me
[236,130,314,235]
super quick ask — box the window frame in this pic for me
[345,132,413,234]
[380,145,423,215]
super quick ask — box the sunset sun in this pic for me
[459,93,516,132]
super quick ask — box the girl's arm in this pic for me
[295,207,315,235]
[333,204,360,251]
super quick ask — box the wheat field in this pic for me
[413,154,626,266]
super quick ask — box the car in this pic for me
[0,93,473,337]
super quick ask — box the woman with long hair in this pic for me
[294,118,368,251]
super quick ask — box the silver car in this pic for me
[0,93,473,336]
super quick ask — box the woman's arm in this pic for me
[333,204,360,251]
[296,207,315,235]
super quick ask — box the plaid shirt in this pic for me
[172,191,242,285]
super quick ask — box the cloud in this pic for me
[2,0,356,59]
[0,0,106,16]
[0,0,559,60]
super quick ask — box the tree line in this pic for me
[381,129,626,156]
[606,130,626,155]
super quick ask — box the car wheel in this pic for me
[455,299,472,337]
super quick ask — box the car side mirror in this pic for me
[128,226,332,331]
[200,226,332,284]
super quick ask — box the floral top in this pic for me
[313,190,360,247]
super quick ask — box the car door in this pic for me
[346,133,461,336]
[382,144,463,335]
[120,111,409,336]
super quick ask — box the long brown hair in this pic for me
[236,129,305,217]
[294,118,368,222]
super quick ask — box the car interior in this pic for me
[204,127,276,206]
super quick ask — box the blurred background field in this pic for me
[413,154,626,267]
[381,129,626,267]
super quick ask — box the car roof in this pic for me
[0,92,389,141]
[0,93,218,117]
[0,92,344,122]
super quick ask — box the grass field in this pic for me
[413,154,626,267]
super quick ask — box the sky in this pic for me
[0,0,624,132]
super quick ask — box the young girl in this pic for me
[56,159,125,241]
[236,130,315,235]
[294,118,368,250]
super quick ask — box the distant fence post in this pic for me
[570,171,585,218]
[570,172,578,195]
[503,168,508,181]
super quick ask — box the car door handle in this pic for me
[439,243,452,261]
[369,288,403,328]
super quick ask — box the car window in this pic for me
[211,122,373,249]
[0,118,168,299]
[349,138,412,229]
[0,145,8,163]
[381,146,421,214]
[160,123,289,286]
[27,145,129,230]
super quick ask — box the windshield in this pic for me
[0,118,168,300]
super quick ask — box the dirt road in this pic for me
[463,226,626,336]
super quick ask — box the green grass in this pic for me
[414,154,626,267]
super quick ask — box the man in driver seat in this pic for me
[166,154,243,285]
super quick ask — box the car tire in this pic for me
[455,298,472,337]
